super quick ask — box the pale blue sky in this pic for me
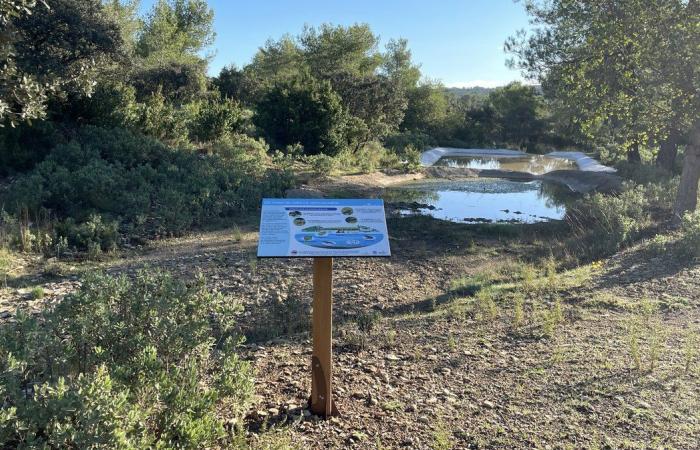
[139,0,532,87]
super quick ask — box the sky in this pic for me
[139,0,533,88]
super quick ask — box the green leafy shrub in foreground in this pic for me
[0,270,253,448]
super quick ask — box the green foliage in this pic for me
[255,75,349,156]
[1,0,123,125]
[679,211,700,258]
[382,38,421,92]
[29,286,44,300]
[509,0,700,216]
[306,154,336,177]
[65,81,140,128]
[189,97,250,143]
[402,82,449,135]
[210,133,270,166]
[402,145,423,172]
[136,0,215,65]
[131,61,209,104]
[243,24,414,148]
[2,126,292,249]
[0,121,63,175]
[488,83,545,151]
[540,298,564,338]
[384,130,435,154]
[300,23,383,78]
[0,248,12,286]
[54,215,120,256]
[0,270,254,448]
[431,420,455,450]
[355,141,390,174]
[136,88,192,144]
[567,183,659,257]
[625,300,667,373]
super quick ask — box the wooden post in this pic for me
[310,257,338,417]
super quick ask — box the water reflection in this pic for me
[384,178,568,224]
[436,155,577,175]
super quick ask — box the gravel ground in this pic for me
[1,216,698,449]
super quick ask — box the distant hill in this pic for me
[446,85,543,99]
[445,86,495,98]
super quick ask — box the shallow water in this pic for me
[384,178,568,224]
[435,155,577,175]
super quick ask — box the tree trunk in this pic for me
[656,131,679,172]
[627,141,642,163]
[672,128,700,226]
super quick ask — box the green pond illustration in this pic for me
[295,225,384,249]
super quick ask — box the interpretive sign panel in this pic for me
[257,198,391,258]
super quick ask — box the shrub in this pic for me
[0,121,64,175]
[383,130,435,154]
[402,144,423,172]
[211,133,270,170]
[306,154,336,177]
[679,211,700,258]
[0,270,253,448]
[189,98,252,143]
[54,215,119,255]
[29,286,44,300]
[136,89,191,145]
[355,141,386,174]
[64,81,139,129]
[567,183,655,257]
[2,126,293,250]
[0,248,11,286]
[254,76,349,156]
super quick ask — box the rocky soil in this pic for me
[1,214,699,449]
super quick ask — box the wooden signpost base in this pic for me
[310,257,339,417]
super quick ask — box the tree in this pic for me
[102,0,142,54]
[381,38,421,93]
[299,24,383,79]
[254,76,349,156]
[214,65,246,100]
[130,61,207,103]
[401,82,449,135]
[508,0,700,221]
[243,24,413,150]
[507,1,659,162]
[329,72,407,148]
[488,82,544,151]
[189,96,248,143]
[1,0,123,125]
[136,0,214,66]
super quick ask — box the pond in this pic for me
[434,155,577,175]
[384,178,570,224]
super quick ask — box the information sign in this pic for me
[257,198,391,258]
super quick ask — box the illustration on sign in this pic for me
[257,198,391,257]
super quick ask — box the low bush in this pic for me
[0,248,11,286]
[1,126,294,251]
[566,182,667,258]
[188,97,252,144]
[306,154,336,177]
[0,270,253,448]
[383,130,435,154]
[679,211,700,258]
